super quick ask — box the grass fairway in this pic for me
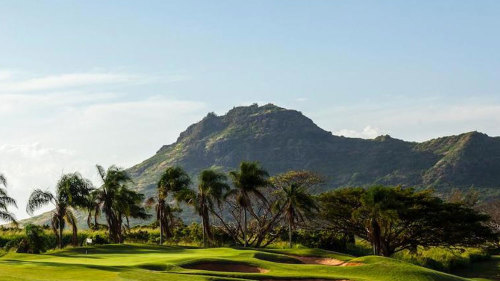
[0,244,473,281]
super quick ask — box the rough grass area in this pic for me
[0,244,479,281]
[451,255,500,281]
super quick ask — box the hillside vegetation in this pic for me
[130,104,500,196]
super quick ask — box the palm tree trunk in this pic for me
[202,218,206,247]
[288,219,292,248]
[243,209,248,247]
[59,219,64,249]
[72,224,78,246]
[159,211,163,245]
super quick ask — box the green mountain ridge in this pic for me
[21,103,500,228]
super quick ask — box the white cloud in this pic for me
[0,143,82,220]
[0,71,187,93]
[0,70,15,81]
[310,100,500,141]
[0,69,202,220]
[333,126,381,139]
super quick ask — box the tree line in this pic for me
[0,162,499,257]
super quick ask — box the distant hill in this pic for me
[21,103,500,227]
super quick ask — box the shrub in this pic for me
[15,224,48,254]
[293,229,351,252]
[394,247,490,272]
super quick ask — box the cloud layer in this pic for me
[0,70,205,220]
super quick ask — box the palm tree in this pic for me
[91,165,147,243]
[354,185,398,255]
[27,173,93,248]
[146,166,191,245]
[190,169,230,247]
[228,161,269,247]
[274,182,318,248]
[0,173,17,225]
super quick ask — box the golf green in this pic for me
[0,244,475,281]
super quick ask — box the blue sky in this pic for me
[1,1,500,219]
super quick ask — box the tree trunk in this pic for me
[288,220,293,248]
[72,224,78,246]
[243,209,248,247]
[159,215,163,245]
[202,218,206,247]
[371,218,381,255]
[59,218,64,249]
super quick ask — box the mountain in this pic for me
[128,103,500,196]
[21,103,500,227]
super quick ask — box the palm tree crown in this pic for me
[27,173,93,248]
[228,161,269,247]
[271,170,321,247]
[146,166,192,244]
[0,173,17,225]
[192,169,230,247]
[91,165,147,243]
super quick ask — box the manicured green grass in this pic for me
[0,244,476,281]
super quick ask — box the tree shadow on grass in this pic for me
[48,244,192,257]
[1,259,130,273]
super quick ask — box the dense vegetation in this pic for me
[2,163,499,259]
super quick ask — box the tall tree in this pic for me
[318,186,497,257]
[27,173,92,248]
[146,166,191,244]
[0,173,17,225]
[91,165,148,243]
[271,171,321,248]
[228,161,269,247]
[190,169,229,247]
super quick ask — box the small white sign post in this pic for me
[85,238,93,254]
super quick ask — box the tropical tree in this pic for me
[0,173,17,225]
[271,171,321,248]
[190,169,230,247]
[318,186,497,257]
[91,165,148,243]
[228,161,269,247]
[27,173,93,248]
[146,166,192,244]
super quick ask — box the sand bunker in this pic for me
[183,262,269,273]
[293,256,362,267]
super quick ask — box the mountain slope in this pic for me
[21,103,500,227]
[128,103,500,198]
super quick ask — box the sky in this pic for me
[1,0,499,220]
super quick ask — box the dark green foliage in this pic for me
[0,173,17,225]
[271,171,322,248]
[293,229,351,252]
[227,161,269,247]
[318,186,497,257]
[16,224,47,254]
[91,165,148,244]
[26,172,93,248]
[146,166,192,244]
[190,169,230,247]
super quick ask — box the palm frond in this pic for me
[0,174,6,187]
[26,189,55,215]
